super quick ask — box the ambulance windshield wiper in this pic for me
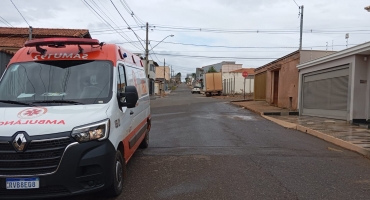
[0,100,34,106]
[32,100,84,105]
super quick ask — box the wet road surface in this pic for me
[71,84,370,200]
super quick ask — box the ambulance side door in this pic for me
[115,63,133,148]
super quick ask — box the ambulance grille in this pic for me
[0,137,74,176]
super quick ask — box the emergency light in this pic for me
[25,38,100,47]
[24,38,102,55]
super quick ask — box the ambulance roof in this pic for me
[8,38,143,67]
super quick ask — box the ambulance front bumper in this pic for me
[0,136,116,199]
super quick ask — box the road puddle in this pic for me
[227,115,255,121]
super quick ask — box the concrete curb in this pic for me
[262,115,297,129]
[232,102,370,158]
[295,125,370,158]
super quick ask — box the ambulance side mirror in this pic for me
[119,86,139,108]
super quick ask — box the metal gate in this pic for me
[301,66,349,120]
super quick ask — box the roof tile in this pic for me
[0,27,90,38]
[0,37,28,48]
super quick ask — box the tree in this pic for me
[192,73,196,78]
[175,72,181,83]
[207,66,217,73]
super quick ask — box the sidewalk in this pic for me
[232,101,370,157]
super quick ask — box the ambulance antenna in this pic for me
[99,42,105,49]
[35,45,46,55]
[78,45,84,54]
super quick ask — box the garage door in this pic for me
[302,66,349,120]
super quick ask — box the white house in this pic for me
[297,41,370,123]
[222,68,255,95]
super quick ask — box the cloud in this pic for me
[1,0,370,75]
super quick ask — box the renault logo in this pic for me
[13,133,27,151]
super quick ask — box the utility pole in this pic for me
[299,5,304,50]
[164,58,166,92]
[145,22,149,78]
[28,26,33,40]
[243,77,246,100]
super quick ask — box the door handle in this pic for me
[130,111,134,115]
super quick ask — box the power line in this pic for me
[89,0,144,51]
[119,0,145,26]
[90,0,143,51]
[293,0,299,7]
[91,25,370,35]
[91,0,116,26]
[10,0,30,26]
[148,40,298,49]
[81,0,108,26]
[122,0,145,24]
[0,16,13,27]
[150,53,278,60]
[0,18,8,26]
[82,0,143,51]
[146,40,358,49]
[109,0,145,50]
[149,43,162,64]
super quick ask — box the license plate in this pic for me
[6,177,39,189]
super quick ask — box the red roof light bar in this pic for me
[25,38,100,47]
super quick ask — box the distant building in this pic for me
[223,68,255,95]
[202,61,235,72]
[155,66,170,92]
[201,61,243,91]
[147,60,158,95]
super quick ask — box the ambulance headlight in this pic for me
[71,119,110,142]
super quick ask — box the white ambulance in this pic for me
[0,38,151,198]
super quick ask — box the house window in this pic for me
[150,64,155,72]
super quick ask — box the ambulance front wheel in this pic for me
[105,150,125,197]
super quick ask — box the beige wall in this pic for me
[156,66,170,81]
[354,55,368,119]
[277,55,300,110]
[262,53,300,110]
[221,64,242,72]
[300,50,336,64]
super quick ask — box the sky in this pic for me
[1,0,370,79]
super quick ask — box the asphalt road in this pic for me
[74,84,370,200]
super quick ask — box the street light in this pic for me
[149,34,174,51]
[365,5,370,12]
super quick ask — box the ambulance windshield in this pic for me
[0,60,113,107]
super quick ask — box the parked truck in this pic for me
[204,72,222,97]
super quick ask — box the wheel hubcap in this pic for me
[116,160,123,188]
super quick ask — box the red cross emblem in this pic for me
[17,107,47,119]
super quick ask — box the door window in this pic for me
[117,64,127,93]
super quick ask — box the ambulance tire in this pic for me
[140,131,149,149]
[105,150,125,197]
